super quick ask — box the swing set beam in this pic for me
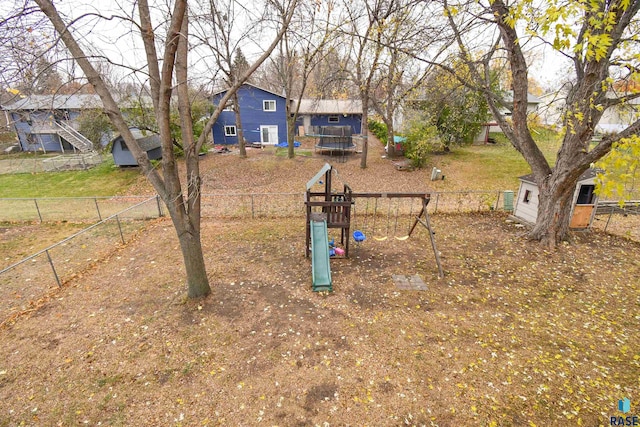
[351,192,431,199]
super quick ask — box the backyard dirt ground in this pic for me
[1,212,639,426]
[1,137,640,426]
[124,136,510,196]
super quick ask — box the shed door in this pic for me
[570,206,594,228]
[570,184,596,229]
[260,125,278,145]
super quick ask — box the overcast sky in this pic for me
[3,0,575,94]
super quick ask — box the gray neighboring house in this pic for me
[2,94,99,153]
[111,128,162,167]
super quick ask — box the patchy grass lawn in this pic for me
[275,147,314,158]
[1,213,638,426]
[430,130,561,191]
[0,158,139,197]
[125,131,562,197]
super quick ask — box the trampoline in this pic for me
[308,126,355,151]
[309,126,357,162]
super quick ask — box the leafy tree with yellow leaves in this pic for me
[441,0,640,247]
[597,135,640,201]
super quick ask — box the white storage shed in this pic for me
[514,169,599,229]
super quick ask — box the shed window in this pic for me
[328,115,340,123]
[223,102,235,112]
[121,141,129,151]
[263,100,276,112]
[523,189,531,203]
[576,184,595,205]
[224,125,237,136]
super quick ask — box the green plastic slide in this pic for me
[310,219,332,292]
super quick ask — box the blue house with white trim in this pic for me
[211,84,288,146]
[292,99,363,135]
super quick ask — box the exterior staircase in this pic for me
[53,121,94,153]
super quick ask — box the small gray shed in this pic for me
[111,128,162,167]
[514,169,599,229]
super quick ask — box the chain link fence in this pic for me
[200,193,305,219]
[0,190,509,322]
[0,196,163,222]
[0,190,512,224]
[3,191,639,323]
[0,197,160,324]
[197,190,509,219]
[592,201,640,242]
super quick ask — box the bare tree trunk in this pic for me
[33,0,297,299]
[175,221,209,298]
[529,181,575,247]
[175,13,211,298]
[386,122,396,158]
[234,92,246,158]
[287,115,295,159]
[360,97,369,169]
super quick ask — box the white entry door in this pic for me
[260,125,278,145]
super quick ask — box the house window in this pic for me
[224,125,237,136]
[523,189,531,203]
[263,100,276,112]
[223,102,234,112]
[328,115,340,123]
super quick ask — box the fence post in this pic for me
[34,199,43,223]
[116,215,125,244]
[94,197,102,221]
[45,249,61,288]
[434,194,439,213]
[251,195,255,219]
[494,191,501,211]
[605,206,613,231]
[156,195,164,217]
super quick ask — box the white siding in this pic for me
[474,125,489,143]
[303,116,311,134]
[514,173,599,227]
[514,181,539,224]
